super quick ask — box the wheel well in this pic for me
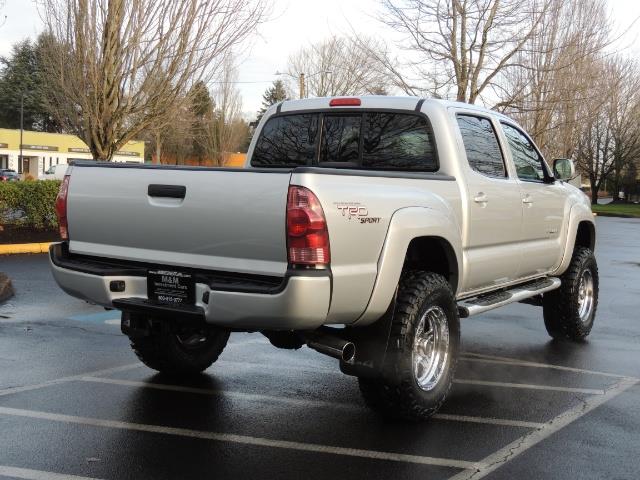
[575,221,595,251]
[403,237,459,293]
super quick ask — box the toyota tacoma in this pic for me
[50,96,598,420]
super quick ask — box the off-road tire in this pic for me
[130,323,230,375]
[543,246,598,341]
[358,271,460,421]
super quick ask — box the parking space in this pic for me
[1,216,639,480]
[0,330,636,480]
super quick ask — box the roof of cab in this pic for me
[274,95,504,119]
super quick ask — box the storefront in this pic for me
[0,129,145,178]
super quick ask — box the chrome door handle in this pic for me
[522,195,533,205]
[473,193,488,203]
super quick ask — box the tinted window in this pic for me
[501,123,546,181]
[457,115,506,178]
[251,114,318,167]
[363,113,436,170]
[320,115,361,164]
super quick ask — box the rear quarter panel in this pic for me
[292,171,462,324]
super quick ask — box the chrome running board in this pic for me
[458,277,561,318]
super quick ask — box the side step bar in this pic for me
[458,277,561,318]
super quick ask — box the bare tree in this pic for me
[38,0,268,160]
[573,57,640,204]
[498,0,612,158]
[377,0,551,103]
[286,36,390,98]
[204,54,247,165]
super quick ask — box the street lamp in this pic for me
[275,70,332,99]
[19,93,24,174]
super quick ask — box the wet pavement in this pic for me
[0,216,638,480]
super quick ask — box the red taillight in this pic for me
[286,186,330,267]
[55,174,71,240]
[329,97,361,107]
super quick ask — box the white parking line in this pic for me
[217,359,606,395]
[461,353,634,379]
[453,379,604,395]
[0,465,102,480]
[80,375,361,410]
[217,359,338,373]
[78,376,544,429]
[432,414,543,430]
[0,406,481,470]
[0,364,142,398]
[448,377,639,480]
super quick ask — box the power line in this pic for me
[209,80,277,84]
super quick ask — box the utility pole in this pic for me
[299,73,305,99]
[19,93,24,174]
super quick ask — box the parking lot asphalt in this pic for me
[0,215,639,480]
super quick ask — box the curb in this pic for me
[0,242,52,255]
[591,212,638,219]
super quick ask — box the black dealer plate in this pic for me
[147,270,195,306]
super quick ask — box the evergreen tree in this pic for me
[256,80,288,122]
[0,36,60,132]
[189,81,214,162]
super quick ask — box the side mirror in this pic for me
[553,158,575,181]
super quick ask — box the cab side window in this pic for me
[457,115,506,178]
[501,123,546,181]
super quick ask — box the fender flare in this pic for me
[552,203,596,276]
[354,206,462,326]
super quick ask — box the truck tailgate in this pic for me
[66,165,291,276]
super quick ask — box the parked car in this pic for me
[49,96,597,421]
[0,169,20,182]
[40,163,68,180]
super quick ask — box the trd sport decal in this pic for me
[334,202,381,224]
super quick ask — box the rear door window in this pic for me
[363,113,436,170]
[457,115,506,178]
[320,115,361,165]
[251,114,318,167]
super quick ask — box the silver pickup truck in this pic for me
[50,96,598,420]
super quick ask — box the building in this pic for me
[0,129,145,178]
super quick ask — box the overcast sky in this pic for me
[1,0,639,118]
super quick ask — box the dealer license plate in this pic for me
[147,270,195,305]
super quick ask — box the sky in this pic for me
[1,0,639,119]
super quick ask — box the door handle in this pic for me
[522,195,533,205]
[148,184,186,199]
[473,193,488,203]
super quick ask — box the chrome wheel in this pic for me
[577,269,595,323]
[412,306,450,391]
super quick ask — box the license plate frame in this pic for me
[147,270,196,306]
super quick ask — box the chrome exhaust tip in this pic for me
[303,327,356,363]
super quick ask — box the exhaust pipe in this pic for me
[302,327,356,363]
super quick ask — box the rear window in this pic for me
[363,113,436,170]
[251,111,438,171]
[251,114,318,167]
[320,115,361,165]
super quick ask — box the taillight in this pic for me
[286,185,330,267]
[55,174,71,240]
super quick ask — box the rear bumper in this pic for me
[49,243,331,330]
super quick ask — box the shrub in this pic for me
[0,180,62,229]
